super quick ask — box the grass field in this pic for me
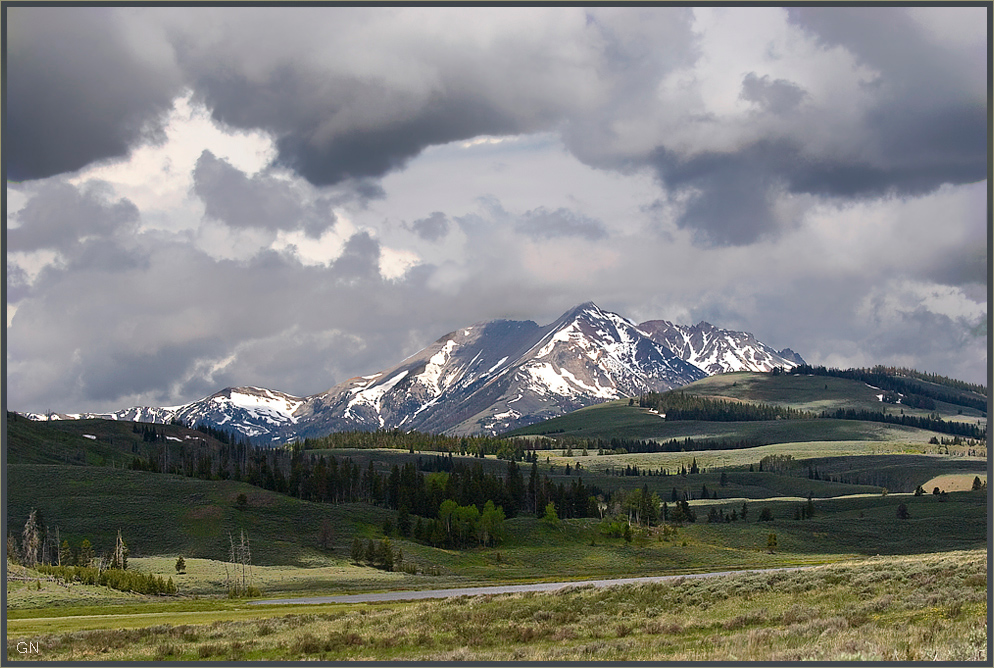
[920,473,987,493]
[6,550,986,661]
[5,372,988,662]
[7,458,985,605]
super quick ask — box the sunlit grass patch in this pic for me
[7,550,984,662]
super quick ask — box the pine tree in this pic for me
[175,555,186,574]
[6,533,21,565]
[396,505,411,538]
[350,538,364,564]
[318,518,335,549]
[59,540,73,567]
[78,539,95,568]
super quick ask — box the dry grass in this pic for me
[6,549,986,662]
[920,473,986,493]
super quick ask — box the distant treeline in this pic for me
[790,364,988,414]
[870,365,987,396]
[596,436,765,454]
[820,408,985,439]
[639,392,812,422]
[299,429,533,460]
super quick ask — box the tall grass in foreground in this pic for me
[7,549,986,662]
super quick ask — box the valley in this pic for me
[4,366,988,661]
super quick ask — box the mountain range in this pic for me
[21,302,804,440]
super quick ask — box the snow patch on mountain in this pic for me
[418,339,459,393]
[346,370,409,418]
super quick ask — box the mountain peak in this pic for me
[637,318,804,375]
[562,301,602,319]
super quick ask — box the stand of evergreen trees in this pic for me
[821,407,984,438]
[299,429,534,460]
[128,437,607,532]
[639,392,811,421]
[35,564,177,595]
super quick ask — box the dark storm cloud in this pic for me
[82,339,226,403]
[7,181,140,252]
[739,73,807,115]
[650,142,789,246]
[651,123,986,248]
[786,7,987,187]
[183,50,536,187]
[405,212,450,242]
[328,231,382,283]
[194,151,302,230]
[640,7,987,247]
[5,8,181,181]
[193,151,336,237]
[516,207,608,241]
[273,93,523,187]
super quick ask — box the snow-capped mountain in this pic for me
[20,303,804,439]
[636,319,805,375]
[23,387,304,443]
[170,387,304,440]
[294,302,707,436]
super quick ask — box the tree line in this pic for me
[790,364,987,414]
[821,407,984,438]
[298,429,535,460]
[126,436,610,534]
[638,392,812,422]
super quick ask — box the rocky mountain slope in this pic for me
[22,303,804,439]
[637,319,804,375]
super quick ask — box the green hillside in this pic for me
[508,370,988,444]
[670,371,987,420]
[5,412,232,467]
[5,464,391,567]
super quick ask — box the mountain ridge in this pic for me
[20,303,805,440]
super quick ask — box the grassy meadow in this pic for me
[7,550,986,661]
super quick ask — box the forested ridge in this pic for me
[820,408,985,438]
[789,364,988,413]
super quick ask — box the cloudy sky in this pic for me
[5,5,989,414]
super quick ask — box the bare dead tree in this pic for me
[21,510,40,568]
